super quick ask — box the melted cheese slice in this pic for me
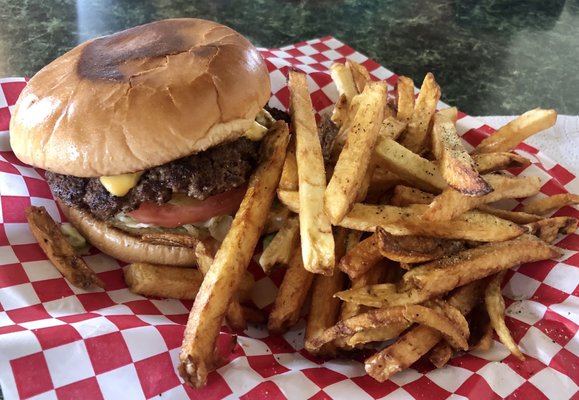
[99,172,143,197]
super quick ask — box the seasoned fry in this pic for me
[289,71,335,275]
[259,216,300,273]
[179,121,289,388]
[432,107,492,196]
[141,232,200,248]
[346,59,372,94]
[367,167,404,202]
[374,136,446,193]
[307,304,469,353]
[521,193,579,215]
[364,281,484,381]
[525,216,578,243]
[330,63,358,103]
[429,341,453,368]
[476,205,542,224]
[398,73,441,154]
[279,135,299,191]
[25,206,103,289]
[268,245,314,334]
[304,228,347,356]
[378,116,407,141]
[485,271,525,360]
[473,108,557,154]
[337,234,383,279]
[473,152,531,174]
[390,185,434,206]
[325,80,387,223]
[331,94,349,128]
[376,227,464,263]
[338,235,560,308]
[423,174,542,221]
[395,76,415,123]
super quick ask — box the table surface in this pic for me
[1,0,579,116]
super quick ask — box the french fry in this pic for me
[241,306,267,324]
[346,59,372,94]
[468,304,493,352]
[428,341,453,368]
[325,80,387,223]
[337,235,560,308]
[279,190,527,242]
[521,193,579,215]
[378,116,407,141]
[330,63,358,103]
[179,121,289,388]
[485,271,525,360]
[307,304,469,353]
[331,94,349,128]
[289,70,335,275]
[337,234,383,279]
[473,108,557,154]
[431,107,492,196]
[259,215,300,273]
[374,135,446,193]
[473,152,531,174]
[367,167,404,202]
[279,135,299,191]
[398,73,441,154]
[376,227,464,263]
[525,216,578,243]
[390,185,434,206]
[476,205,542,224]
[364,281,484,381]
[304,228,347,356]
[25,206,103,289]
[395,76,415,123]
[422,174,542,221]
[124,263,202,299]
[268,244,315,334]
[264,203,291,234]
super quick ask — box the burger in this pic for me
[9,18,280,266]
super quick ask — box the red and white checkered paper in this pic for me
[1,36,578,400]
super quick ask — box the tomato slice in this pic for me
[127,186,246,228]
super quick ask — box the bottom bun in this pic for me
[60,203,200,266]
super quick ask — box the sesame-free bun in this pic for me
[10,18,271,177]
[60,203,202,266]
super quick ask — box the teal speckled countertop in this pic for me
[1,0,578,115]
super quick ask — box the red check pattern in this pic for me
[0,37,578,399]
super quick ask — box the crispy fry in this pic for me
[525,216,578,243]
[364,281,484,381]
[423,174,542,222]
[473,108,557,154]
[337,235,560,308]
[268,245,314,334]
[395,76,415,123]
[473,152,531,174]
[179,121,289,388]
[305,228,347,356]
[476,205,542,224]
[289,71,335,275]
[378,116,407,141]
[141,232,200,248]
[429,341,453,368]
[485,271,525,360]
[398,73,441,154]
[390,185,434,206]
[307,304,469,353]
[25,206,103,289]
[374,135,446,193]
[259,215,300,273]
[432,107,492,196]
[325,81,387,223]
[521,193,579,215]
[346,59,372,94]
[337,234,383,279]
[279,135,299,191]
[376,227,464,263]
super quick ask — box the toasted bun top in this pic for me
[10,18,271,177]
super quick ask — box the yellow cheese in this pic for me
[99,172,143,197]
[244,120,269,141]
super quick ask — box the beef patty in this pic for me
[46,137,260,221]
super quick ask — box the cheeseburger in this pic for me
[10,18,279,266]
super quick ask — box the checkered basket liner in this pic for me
[0,36,577,400]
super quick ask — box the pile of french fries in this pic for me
[25,60,579,388]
